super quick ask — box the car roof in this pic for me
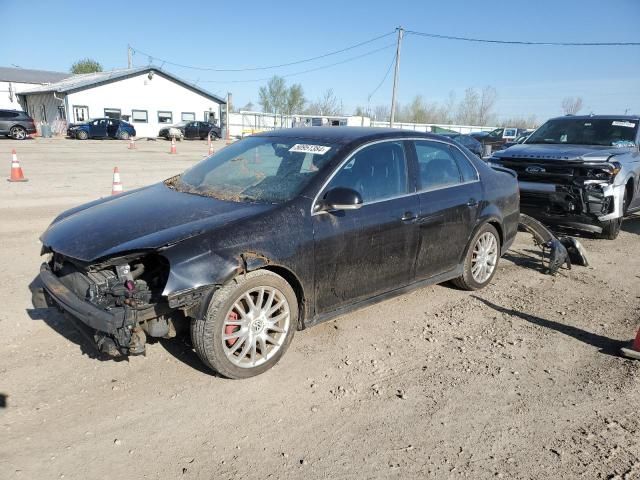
[254,127,449,144]
[548,114,640,121]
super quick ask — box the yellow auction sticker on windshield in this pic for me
[289,144,331,155]
[612,121,636,128]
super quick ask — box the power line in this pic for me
[131,31,395,72]
[405,29,640,46]
[368,50,396,102]
[194,44,395,84]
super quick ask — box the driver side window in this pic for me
[325,141,408,203]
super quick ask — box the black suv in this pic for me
[0,109,37,140]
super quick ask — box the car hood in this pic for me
[68,122,88,128]
[493,143,631,162]
[41,182,275,262]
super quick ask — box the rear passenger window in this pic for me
[414,141,462,190]
[449,146,479,182]
[326,141,408,203]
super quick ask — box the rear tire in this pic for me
[191,270,297,379]
[10,126,27,140]
[452,223,501,291]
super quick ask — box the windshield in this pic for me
[171,121,188,128]
[526,118,638,146]
[169,136,340,203]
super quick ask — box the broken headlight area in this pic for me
[45,252,186,356]
[51,252,168,310]
[520,183,614,219]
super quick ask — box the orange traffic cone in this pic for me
[621,326,640,360]
[128,137,136,150]
[170,137,177,154]
[111,167,123,195]
[7,149,28,182]
[208,135,214,155]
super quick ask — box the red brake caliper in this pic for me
[225,311,239,347]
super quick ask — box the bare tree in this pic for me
[499,115,538,129]
[478,86,498,125]
[373,105,390,122]
[561,96,583,115]
[306,89,341,115]
[456,88,480,125]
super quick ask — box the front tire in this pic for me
[452,223,501,291]
[76,130,88,140]
[118,131,130,140]
[10,126,27,140]
[191,270,297,379]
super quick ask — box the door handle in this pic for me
[401,211,418,222]
[466,198,478,207]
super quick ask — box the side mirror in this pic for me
[317,187,363,212]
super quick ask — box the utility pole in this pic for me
[390,26,404,128]
[127,44,133,69]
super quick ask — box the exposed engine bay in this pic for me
[40,252,186,356]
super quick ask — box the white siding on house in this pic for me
[65,72,222,137]
[0,81,39,110]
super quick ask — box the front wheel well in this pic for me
[625,178,634,209]
[254,265,307,330]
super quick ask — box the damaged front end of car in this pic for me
[37,249,191,356]
[492,155,624,233]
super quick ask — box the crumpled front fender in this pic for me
[160,240,241,296]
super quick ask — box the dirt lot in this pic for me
[1,136,639,480]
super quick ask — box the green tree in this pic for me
[258,76,306,115]
[285,84,306,115]
[70,58,103,74]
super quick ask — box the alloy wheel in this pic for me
[471,232,498,283]
[11,127,26,140]
[222,286,290,368]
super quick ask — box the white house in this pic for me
[17,67,226,137]
[0,66,70,110]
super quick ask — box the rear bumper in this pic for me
[39,263,127,334]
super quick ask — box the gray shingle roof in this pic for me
[16,66,226,104]
[0,66,71,84]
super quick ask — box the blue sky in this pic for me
[2,0,639,122]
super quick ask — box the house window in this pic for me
[73,105,89,122]
[131,110,148,123]
[181,112,195,121]
[57,105,66,120]
[158,111,173,124]
[40,104,47,122]
[104,108,121,119]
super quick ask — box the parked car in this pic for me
[158,121,221,140]
[439,133,484,157]
[67,118,136,140]
[470,127,529,152]
[502,131,533,149]
[0,109,36,140]
[36,128,519,378]
[489,115,640,239]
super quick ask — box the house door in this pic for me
[73,106,89,122]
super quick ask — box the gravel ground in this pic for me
[1,136,639,480]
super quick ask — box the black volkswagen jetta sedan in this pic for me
[37,128,519,378]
